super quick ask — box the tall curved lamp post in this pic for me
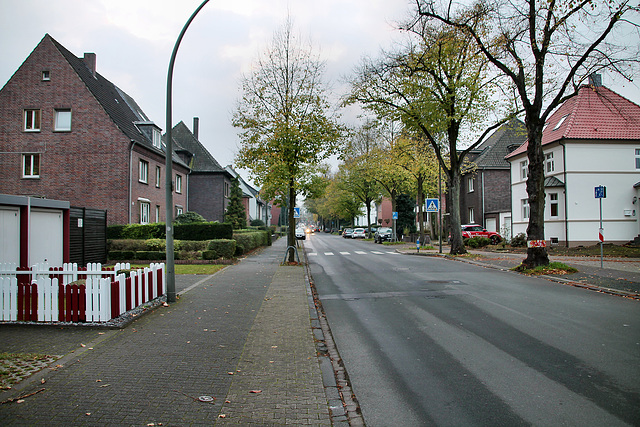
[165,0,210,303]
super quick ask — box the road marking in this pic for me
[386,251,400,255]
[340,252,351,255]
[308,253,317,256]
[324,252,335,256]
[371,251,384,255]
[354,251,367,255]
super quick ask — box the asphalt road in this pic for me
[305,232,640,427]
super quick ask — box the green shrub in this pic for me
[511,233,527,247]
[107,225,126,239]
[145,238,165,251]
[250,219,265,227]
[175,222,232,240]
[207,239,236,259]
[176,240,208,251]
[135,251,166,261]
[108,250,135,260]
[108,239,147,251]
[176,251,200,260]
[465,236,490,248]
[175,211,206,224]
[202,250,219,260]
[235,244,245,256]
[119,223,165,239]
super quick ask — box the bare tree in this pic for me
[415,0,639,267]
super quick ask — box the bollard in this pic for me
[416,238,420,253]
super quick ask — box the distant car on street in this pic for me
[342,228,354,238]
[449,224,502,244]
[374,227,393,243]
[295,228,306,240]
[351,228,366,239]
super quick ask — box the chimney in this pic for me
[588,73,602,87]
[193,117,199,140]
[83,53,96,76]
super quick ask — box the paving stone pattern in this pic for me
[217,266,331,425]
[0,240,332,426]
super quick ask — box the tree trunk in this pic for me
[417,174,425,245]
[522,123,550,268]
[287,178,296,262]
[448,171,466,255]
[366,198,372,237]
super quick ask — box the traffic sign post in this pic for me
[425,198,439,212]
[293,207,300,219]
[392,212,398,242]
[595,186,606,268]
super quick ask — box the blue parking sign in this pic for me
[594,186,606,199]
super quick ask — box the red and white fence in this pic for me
[0,263,165,323]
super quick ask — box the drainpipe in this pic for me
[560,141,569,247]
[481,169,485,228]
[128,140,136,224]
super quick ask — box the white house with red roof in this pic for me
[506,79,640,247]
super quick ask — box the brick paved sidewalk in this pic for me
[217,265,331,425]
[0,238,335,425]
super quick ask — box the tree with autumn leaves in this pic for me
[233,19,342,261]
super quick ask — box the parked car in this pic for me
[449,224,502,244]
[374,227,393,243]
[295,228,306,240]
[342,228,354,238]
[351,228,366,239]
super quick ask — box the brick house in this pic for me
[0,34,188,225]
[224,165,271,226]
[170,118,232,222]
[461,118,527,238]
[506,80,640,246]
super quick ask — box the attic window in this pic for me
[553,115,568,130]
[42,70,50,81]
[152,128,161,148]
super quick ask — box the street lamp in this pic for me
[165,0,210,303]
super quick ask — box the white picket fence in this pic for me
[0,262,164,323]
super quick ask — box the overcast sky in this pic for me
[1,0,639,185]
[0,0,413,182]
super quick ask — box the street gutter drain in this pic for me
[198,395,215,402]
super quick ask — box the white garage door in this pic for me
[485,218,497,233]
[0,208,20,265]
[30,209,63,266]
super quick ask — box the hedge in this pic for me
[207,239,236,259]
[107,222,232,241]
[233,230,270,255]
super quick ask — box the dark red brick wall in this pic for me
[0,36,187,226]
[187,172,229,222]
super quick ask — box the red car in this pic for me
[450,224,502,245]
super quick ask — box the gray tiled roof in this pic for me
[170,121,226,173]
[473,118,527,169]
[47,34,187,168]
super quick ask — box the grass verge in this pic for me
[129,264,226,275]
[513,262,578,275]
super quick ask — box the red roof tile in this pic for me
[506,85,640,158]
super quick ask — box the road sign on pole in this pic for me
[426,199,439,212]
[293,207,300,219]
[594,185,606,199]
[392,212,398,220]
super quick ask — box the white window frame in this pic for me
[139,159,149,184]
[41,70,50,81]
[468,207,475,223]
[549,193,559,217]
[24,109,41,131]
[176,206,184,217]
[468,176,474,193]
[635,148,640,170]
[155,205,160,223]
[545,152,555,174]
[140,202,150,225]
[522,199,530,220]
[152,128,162,149]
[175,174,182,194]
[22,153,40,178]
[520,160,528,180]
[155,166,161,188]
[54,109,72,131]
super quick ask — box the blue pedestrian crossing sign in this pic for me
[392,212,398,220]
[426,198,439,212]
[293,207,300,218]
